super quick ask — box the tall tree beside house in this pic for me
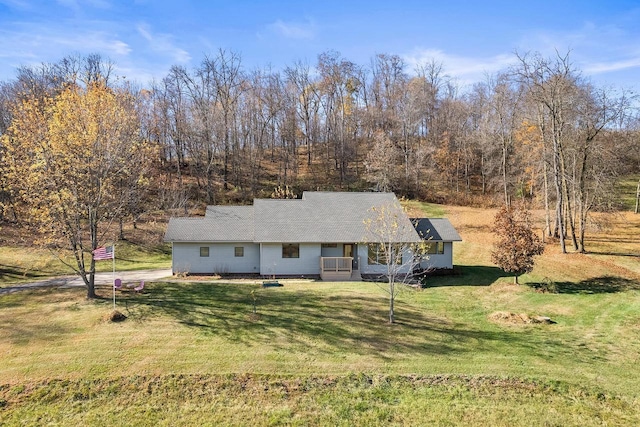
[491,205,545,284]
[364,200,426,324]
[1,79,151,298]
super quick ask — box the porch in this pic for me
[320,257,362,281]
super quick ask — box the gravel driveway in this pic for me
[0,269,173,295]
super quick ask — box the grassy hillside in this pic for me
[1,203,640,425]
[617,176,640,211]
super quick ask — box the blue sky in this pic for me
[1,0,639,91]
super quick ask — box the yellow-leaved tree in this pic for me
[2,80,151,298]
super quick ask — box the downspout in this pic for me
[259,243,263,276]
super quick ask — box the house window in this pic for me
[200,247,209,257]
[368,243,382,265]
[234,247,244,257]
[321,243,337,248]
[367,243,402,265]
[282,243,300,258]
[426,242,444,254]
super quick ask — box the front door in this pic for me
[343,244,358,270]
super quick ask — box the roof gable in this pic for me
[411,218,462,242]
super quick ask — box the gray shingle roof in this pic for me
[164,192,459,244]
[411,218,462,242]
[164,206,254,242]
[253,192,419,243]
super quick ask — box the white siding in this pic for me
[260,243,321,276]
[171,240,455,277]
[358,244,415,275]
[172,242,260,274]
[320,244,343,257]
[420,242,454,269]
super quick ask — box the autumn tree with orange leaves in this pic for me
[491,205,545,284]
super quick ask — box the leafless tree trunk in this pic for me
[635,179,640,214]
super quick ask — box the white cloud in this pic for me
[136,22,191,63]
[267,19,316,40]
[584,57,640,74]
[112,63,155,85]
[51,31,131,56]
[109,39,131,56]
[0,0,32,9]
[402,48,517,86]
[516,20,640,80]
[0,25,131,58]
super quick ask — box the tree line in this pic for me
[1,50,639,257]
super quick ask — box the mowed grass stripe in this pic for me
[1,374,638,426]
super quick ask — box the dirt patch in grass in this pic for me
[488,311,556,325]
[104,310,127,323]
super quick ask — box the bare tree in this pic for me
[205,50,244,191]
[364,200,426,323]
[285,61,321,166]
[516,51,579,253]
[486,73,524,206]
[572,84,630,251]
[364,131,402,191]
[316,51,360,184]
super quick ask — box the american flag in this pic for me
[92,245,114,261]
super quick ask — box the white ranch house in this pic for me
[164,192,462,280]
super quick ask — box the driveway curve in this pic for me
[0,269,173,295]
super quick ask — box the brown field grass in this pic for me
[445,205,640,285]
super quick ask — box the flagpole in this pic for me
[112,243,116,310]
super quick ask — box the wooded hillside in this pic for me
[1,51,639,253]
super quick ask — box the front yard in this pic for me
[1,276,639,425]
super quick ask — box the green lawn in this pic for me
[401,199,447,217]
[1,277,639,425]
[617,175,639,211]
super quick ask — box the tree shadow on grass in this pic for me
[0,288,83,345]
[424,265,509,288]
[0,263,51,285]
[586,251,640,258]
[529,276,640,294]
[120,281,570,362]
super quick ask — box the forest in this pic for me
[0,50,639,256]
